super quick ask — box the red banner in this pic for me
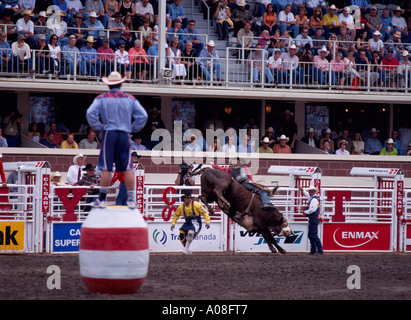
[42,174,50,213]
[323,223,391,251]
[135,172,144,214]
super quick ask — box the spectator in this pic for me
[277,109,297,149]
[364,127,382,155]
[80,36,99,76]
[115,42,132,79]
[0,128,8,147]
[258,137,273,153]
[231,0,254,37]
[273,134,292,153]
[215,0,232,41]
[33,34,50,74]
[26,122,41,142]
[141,106,165,149]
[97,37,115,77]
[338,6,354,31]
[60,133,78,148]
[105,0,118,18]
[138,17,153,52]
[355,29,371,60]
[11,33,33,73]
[397,51,411,89]
[135,0,154,29]
[313,46,334,85]
[43,121,64,145]
[0,10,17,43]
[295,27,313,52]
[355,49,379,88]
[380,138,398,155]
[368,30,384,58]
[117,0,135,25]
[236,21,254,59]
[108,12,126,50]
[238,134,254,153]
[322,4,339,39]
[365,6,383,40]
[335,139,350,155]
[381,48,400,89]
[67,12,88,49]
[305,0,326,18]
[16,9,36,48]
[268,49,282,83]
[181,40,203,82]
[83,11,104,47]
[40,131,59,148]
[319,128,334,151]
[222,135,237,153]
[47,10,69,47]
[75,163,101,211]
[184,20,203,57]
[331,51,346,89]
[198,40,222,82]
[121,14,135,50]
[380,8,392,42]
[130,133,147,150]
[278,4,299,37]
[248,43,275,86]
[321,139,334,154]
[352,132,364,155]
[295,7,308,33]
[260,126,276,149]
[0,32,11,72]
[33,11,48,39]
[337,25,354,58]
[311,27,325,51]
[167,36,187,81]
[129,39,149,82]
[301,127,318,147]
[66,153,85,185]
[167,19,185,50]
[47,34,61,76]
[52,171,66,186]
[1,0,20,17]
[0,152,7,186]
[308,8,323,35]
[262,3,277,36]
[168,0,188,29]
[84,0,108,28]
[407,143,411,156]
[387,31,405,62]
[335,129,354,154]
[384,130,402,155]
[278,44,302,85]
[62,34,86,75]
[391,6,411,43]
[399,120,411,155]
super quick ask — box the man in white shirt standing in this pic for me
[66,153,86,185]
[16,9,36,48]
[278,4,299,37]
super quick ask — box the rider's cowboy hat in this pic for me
[102,71,127,85]
[73,153,86,164]
[181,194,193,199]
[305,185,319,193]
[277,134,289,141]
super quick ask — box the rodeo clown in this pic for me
[171,194,211,255]
[299,185,324,255]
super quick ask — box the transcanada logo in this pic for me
[333,228,380,248]
[239,231,304,245]
[153,229,168,245]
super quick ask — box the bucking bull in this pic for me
[191,165,293,254]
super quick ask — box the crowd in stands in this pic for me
[0,0,410,88]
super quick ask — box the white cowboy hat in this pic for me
[288,44,297,51]
[73,153,85,164]
[238,0,247,6]
[37,11,47,18]
[318,46,329,56]
[52,171,62,178]
[278,134,289,141]
[344,6,351,13]
[394,6,405,14]
[386,138,394,144]
[305,185,319,193]
[338,139,348,146]
[329,4,338,10]
[22,9,34,16]
[88,11,98,18]
[206,40,216,47]
[102,71,127,85]
[373,30,382,37]
[307,127,316,133]
[370,127,379,133]
[262,137,270,143]
[403,50,409,56]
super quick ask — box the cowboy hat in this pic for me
[370,127,379,133]
[73,153,85,164]
[305,185,319,193]
[238,0,247,6]
[288,44,297,50]
[373,30,382,37]
[37,11,47,18]
[181,193,193,199]
[82,163,96,171]
[206,40,216,47]
[22,10,34,16]
[307,127,316,133]
[86,36,96,43]
[102,71,127,85]
[88,11,98,18]
[318,46,329,55]
[52,171,62,178]
[262,137,270,143]
[338,139,348,146]
[148,107,160,114]
[386,138,394,144]
[394,30,402,37]
[394,6,405,14]
[278,134,289,141]
[329,4,338,10]
[403,50,409,57]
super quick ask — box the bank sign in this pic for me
[0,221,25,252]
[234,223,309,252]
[322,223,391,251]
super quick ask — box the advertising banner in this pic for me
[233,223,309,252]
[52,222,82,253]
[322,223,392,251]
[148,222,224,252]
[405,224,411,252]
[0,221,25,252]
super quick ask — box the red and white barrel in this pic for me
[79,206,149,294]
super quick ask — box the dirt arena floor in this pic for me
[1,252,410,302]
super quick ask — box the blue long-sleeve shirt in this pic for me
[86,88,148,133]
[168,2,186,21]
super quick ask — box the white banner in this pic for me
[233,223,309,252]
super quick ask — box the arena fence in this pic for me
[0,162,409,254]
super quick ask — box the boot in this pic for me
[261,202,275,210]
